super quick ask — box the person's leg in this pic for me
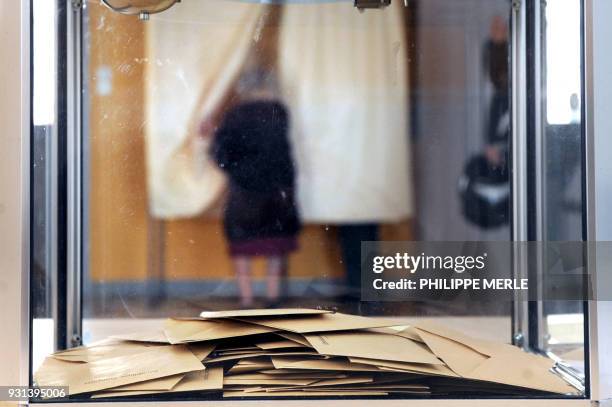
[266,256,285,304]
[233,256,253,308]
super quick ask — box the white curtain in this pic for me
[145,1,413,222]
[279,1,413,222]
[145,1,265,219]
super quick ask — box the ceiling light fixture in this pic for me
[101,0,181,20]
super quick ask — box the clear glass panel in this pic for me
[81,0,512,332]
[412,0,511,320]
[540,0,585,374]
[29,0,589,401]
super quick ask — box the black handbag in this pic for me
[458,154,509,229]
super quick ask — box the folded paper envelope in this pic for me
[273,383,429,393]
[271,356,386,372]
[413,322,576,394]
[384,326,425,343]
[234,312,403,334]
[163,318,276,344]
[186,343,216,360]
[223,390,389,397]
[413,328,489,377]
[215,346,260,354]
[414,322,501,356]
[199,308,332,319]
[305,376,374,387]
[233,356,274,365]
[467,349,575,394]
[302,388,430,395]
[35,345,204,395]
[254,339,308,350]
[102,373,184,392]
[224,377,317,386]
[227,361,275,374]
[276,332,311,347]
[215,350,262,357]
[224,372,311,380]
[92,366,224,398]
[51,341,166,363]
[205,351,321,364]
[347,356,458,377]
[110,330,170,344]
[304,331,443,365]
[256,372,349,379]
[260,377,376,392]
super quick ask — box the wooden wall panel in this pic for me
[163,222,344,280]
[88,4,148,282]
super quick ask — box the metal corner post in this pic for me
[526,0,546,353]
[66,0,83,349]
[510,0,530,349]
[584,0,612,402]
[0,0,31,392]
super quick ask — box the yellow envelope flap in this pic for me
[413,328,488,377]
[199,308,332,319]
[234,312,404,334]
[35,345,204,395]
[163,318,276,344]
[304,331,443,365]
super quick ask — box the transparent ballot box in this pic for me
[27,0,592,403]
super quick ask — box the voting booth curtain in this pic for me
[144,1,263,219]
[144,0,413,222]
[279,1,412,222]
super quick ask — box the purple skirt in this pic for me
[229,236,298,257]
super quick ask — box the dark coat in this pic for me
[211,100,301,242]
[483,39,510,146]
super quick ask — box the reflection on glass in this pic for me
[210,69,301,308]
[101,0,181,16]
[541,0,585,375]
[32,0,57,372]
[545,0,581,125]
[25,0,590,399]
[84,0,420,320]
[79,0,519,327]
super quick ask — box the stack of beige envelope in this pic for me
[34,309,578,399]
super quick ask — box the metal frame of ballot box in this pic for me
[1,0,612,405]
